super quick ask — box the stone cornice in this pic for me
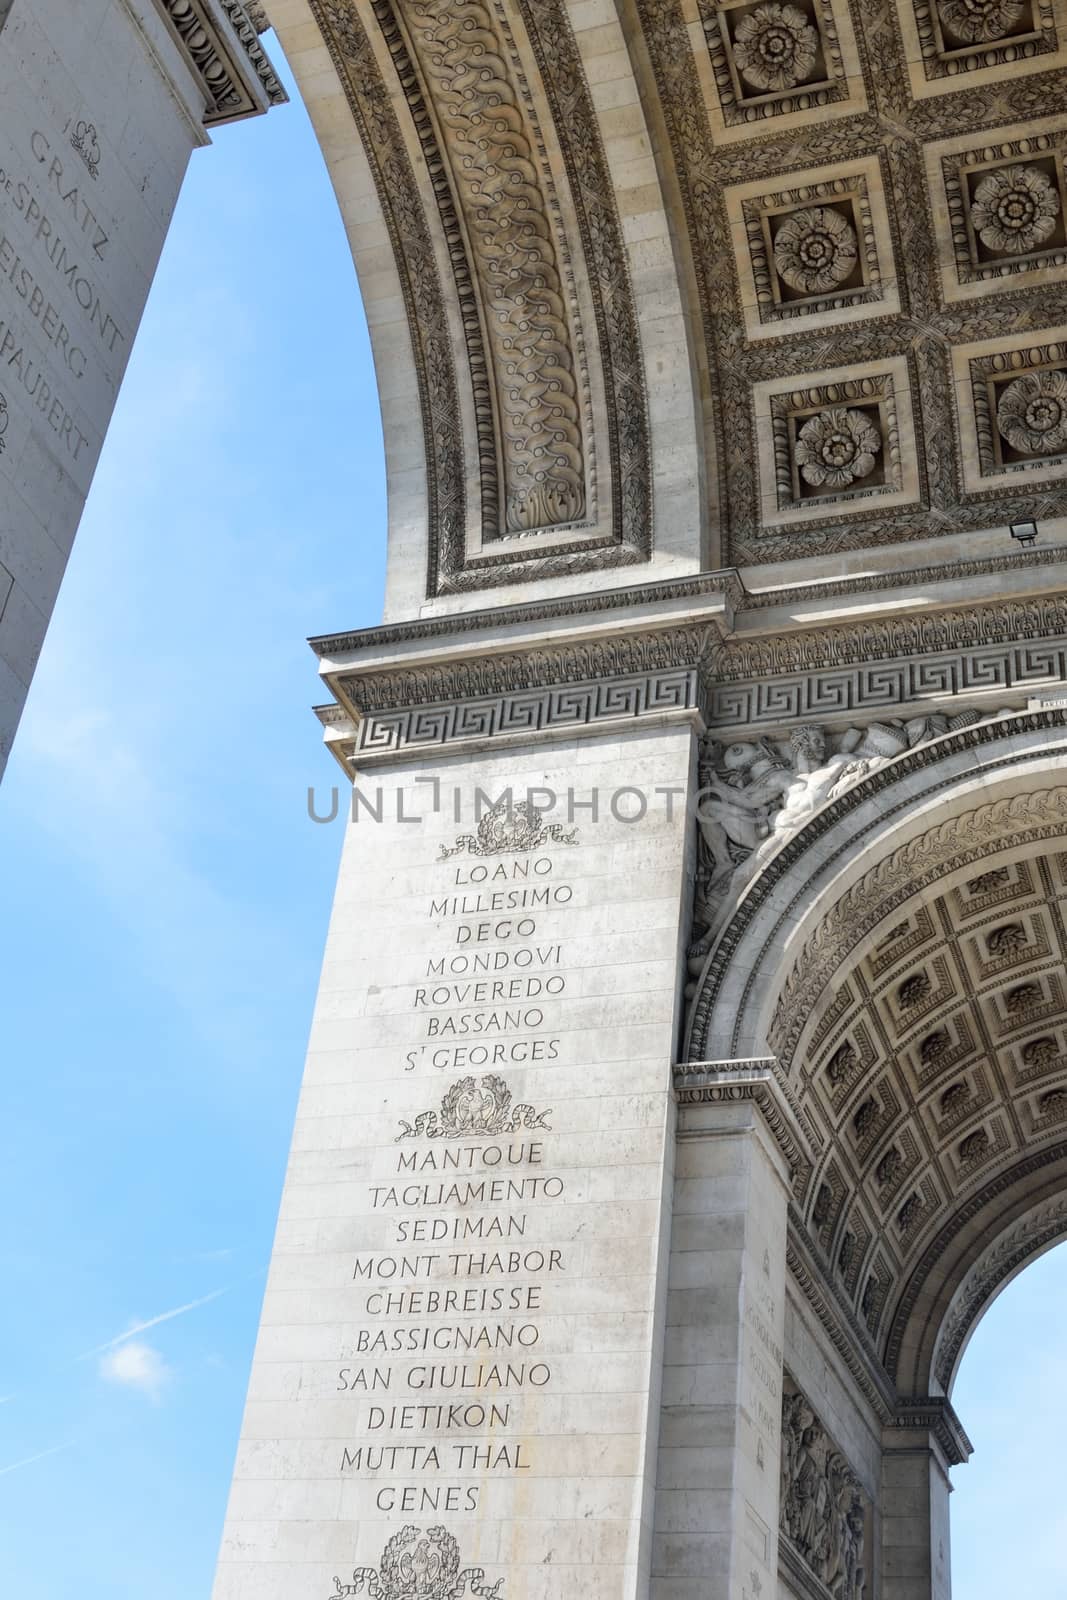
[785,1220,898,1425]
[156,0,286,124]
[888,1397,973,1467]
[310,570,1067,772]
[673,1061,816,1196]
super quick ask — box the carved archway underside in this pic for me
[687,713,1067,1399]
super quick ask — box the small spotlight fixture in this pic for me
[1010,519,1040,547]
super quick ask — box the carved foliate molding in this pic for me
[313,0,650,594]
[932,1193,1067,1386]
[158,0,286,121]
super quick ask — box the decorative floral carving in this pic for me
[1023,1035,1060,1067]
[970,163,1061,256]
[853,1098,879,1137]
[986,921,1028,956]
[897,1193,923,1232]
[1039,1087,1067,1117]
[396,0,586,534]
[938,0,1026,45]
[774,205,858,294]
[876,1147,904,1187]
[333,1527,502,1598]
[794,407,882,491]
[440,797,577,859]
[941,1082,969,1115]
[70,120,100,179]
[732,3,820,92]
[781,1379,867,1600]
[959,1127,991,1162]
[1006,980,1042,1013]
[827,1041,858,1084]
[996,369,1067,458]
[921,1030,951,1064]
[898,972,931,1007]
[396,1075,552,1141]
[967,867,1011,894]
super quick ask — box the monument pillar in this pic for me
[652,1066,801,1600]
[880,1403,970,1600]
[0,0,283,776]
[213,721,698,1600]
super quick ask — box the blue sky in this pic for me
[0,28,1063,1600]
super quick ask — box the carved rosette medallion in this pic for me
[732,3,820,90]
[938,0,1027,43]
[996,368,1067,456]
[773,205,858,294]
[970,162,1061,255]
[794,407,882,492]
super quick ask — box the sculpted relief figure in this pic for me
[780,1382,867,1600]
[688,710,986,972]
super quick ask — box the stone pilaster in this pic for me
[652,1065,805,1600]
[880,1399,971,1600]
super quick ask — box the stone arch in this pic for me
[267,0,704,611]
[687,705,1067,1369]
[687,709,1067,1067]
[685,707,1067,1596]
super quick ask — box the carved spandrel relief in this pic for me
[688,711,984,956]
[780,1377,868,1600]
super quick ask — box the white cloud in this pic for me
[99,1340,170,1399]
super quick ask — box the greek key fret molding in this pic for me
[707,639,1067,729]
[312,0,650,594]
[158,0,285,122]
[353,668,699,760]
